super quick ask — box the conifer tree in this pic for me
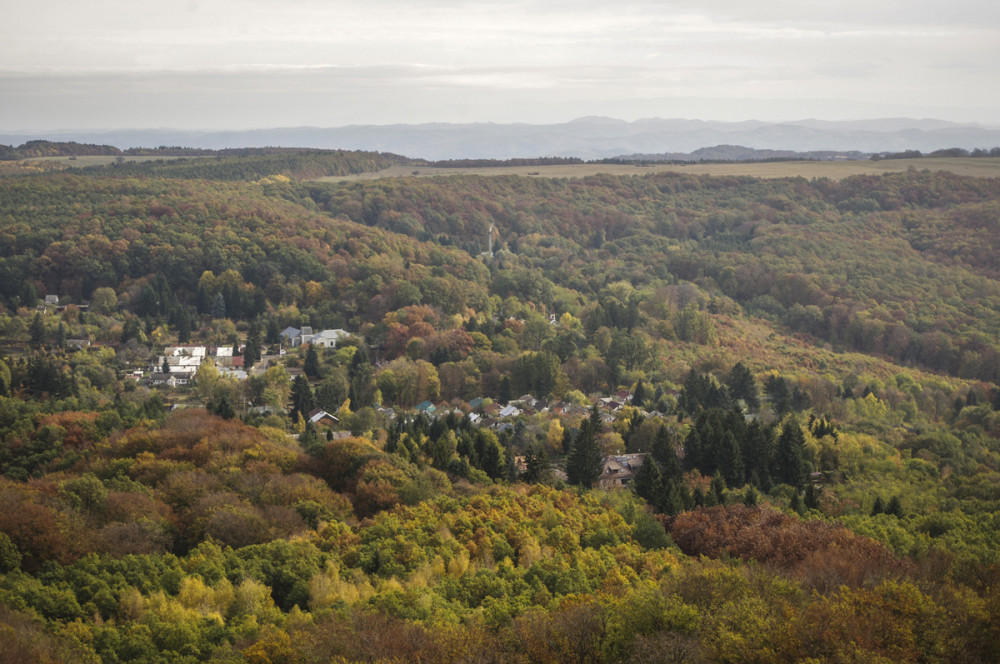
[652,425,682,483]
[804,483,820,510]
[29,312,45,347]
[886,495,904,518]
[244,320,262,367]
[567,413,604,488]
[632,455,662,504]
[774,419,805,487]
[212,292,226,320]
[304,344,321,379]
[727,362,759,411]
[291,375,315,421]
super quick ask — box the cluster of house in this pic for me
[148,345,246,387]
[279,326,350,349]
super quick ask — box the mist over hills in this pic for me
[3,117,999,161]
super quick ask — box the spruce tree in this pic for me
[804,483,820,510]
[719,430,745,487]
[304,344,321,379]
[212,292,226,319]
[29,312,45,347]
[632,455,662,504]
[244,320,262,367]
[567,418,604,488]
[291,375,315,421]
[774,419,805,487]
[727,362,760,411]
[710,471,728,506]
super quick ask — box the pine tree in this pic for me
[522,443,552,484]
[567,418,604,488]
[871,495,886,516]
[29,312,45,347]
[886,495,904,518]
[652,425,682,482]
[304,344,321,379]
[212,292,226,320]
[244,320,262,367]
[632,379,648,409]
[632,455,662,504]
[774,419,805,487]
[162,357,170,374]
[291,375,315,421]
[660,478,685,515]
[790,492,804,515]
[804,483,820,510]
[727,362,759,411]
[710,471,728,506]
[719,430,745,487]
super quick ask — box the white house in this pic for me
[310,328,350,348]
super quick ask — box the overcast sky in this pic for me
[2,0,999,131]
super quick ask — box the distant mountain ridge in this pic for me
[2,117,1000,161]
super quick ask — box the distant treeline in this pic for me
[0,140,408,167]
[0,140,122,160]
[873,147,1000,160]
[70,150,407,181]
[422,157,585,168]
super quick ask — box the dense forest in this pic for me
[0,149,999,663]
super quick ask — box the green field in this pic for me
[319,156,1000,182]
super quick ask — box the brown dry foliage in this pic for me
[668,505,909,591]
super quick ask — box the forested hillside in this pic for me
[0,153,999,663]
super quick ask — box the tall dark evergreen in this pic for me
[765,375,792,415]
[632,379,648,410]
[718,430,745,487]
[727,362,759,411]
[244,320,262,367]
[743,420,774,489]
[291,375,315,421]
[652,425,682,483]
[29,312,45,347]
[304,344,321,379]
[521,443,552,484]
[632,455,662,504]
[567,408,604,488]
[773,418,805,487]
[212,292,226,320]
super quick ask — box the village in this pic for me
[139,325,655,491]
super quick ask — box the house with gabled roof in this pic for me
[308,408,339,427]
[597,453,646,490]
[310,328,350,348]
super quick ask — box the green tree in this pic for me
[727,362,759,411]
[567,408,604,488]
[29,312,45,346]
[304,344,321,379]
[245,319,262,366]
[632,455,662,504]
[773,419,805,487]
[291,375,315,421]
[212,292,226,319]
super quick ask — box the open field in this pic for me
[319,157,1000,182]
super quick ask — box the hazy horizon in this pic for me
[3,1,999,133]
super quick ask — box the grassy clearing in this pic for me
[318,157,1000,182]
